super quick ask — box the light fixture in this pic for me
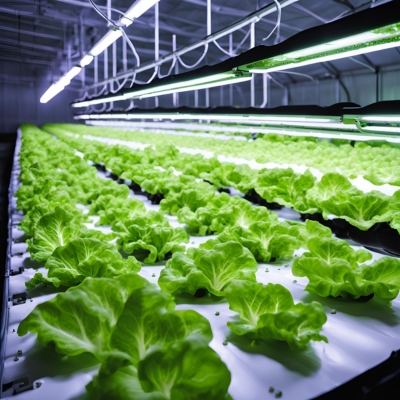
[71,68,252,108]
[65,66,82,80]
[40,83,65,104]
[90,28,123,57]
[74,103,355,124]
[342,100,400,138]
[120,0,160,27]
[232,1,400,73]
[79,54,94,67]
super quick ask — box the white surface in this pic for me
[3,134,400,400]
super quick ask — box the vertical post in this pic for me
[122,36,127,72]
[376,67,380,102]
[229,33,233,105]
[155,1,159,107]
[173,35,179,107]
[250,22,255,107]
[260,73,268,108]
[94,55,98,85]
[195,90,199,108]
[205,0,211,108]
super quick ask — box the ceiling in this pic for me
[0,0,399,104]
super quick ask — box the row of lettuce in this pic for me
[44,124,400,235]
[42,124,400,301]
[13,124,321,399]
[48,123,400,186]
[14,124,400,399]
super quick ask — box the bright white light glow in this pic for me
[249,41,400,73]
[129,73,252,99]
[90,29,123,56]
[58,76,71,87]
[71,93,131,108]
[40,83,65,103]
[80,54,94,67]
[362,116,400,123]
[362,126,400,134]
[65,66,82,80]
[120,0,159,26]
[72,72,251,107]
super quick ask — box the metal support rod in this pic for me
[84,0,297,90]
[260,73,268,108]
[173,35,179,107]
[376,67,381,102]
[195,90,199,108]
[155,1,159,108]
[207,0,212,36]
[229,33,233,105]
[250,22,255,107]
[122,36,127,72]
[206,88,210,108]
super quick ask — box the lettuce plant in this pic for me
[225,280,328,349]
[26,238,141,288]
[158,241,258,297]
[292,237,400,299]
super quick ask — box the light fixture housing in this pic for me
[40,83,65,104]
[65,66,82,80]
[90,28,123,57]
[79,54,94,67]
[120,0,160,26]
[71,66,252,108]
[230,1,400,73]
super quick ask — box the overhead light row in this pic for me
[73,100,400,142]
[71,69,252,107]
[71,1,400,107]
[40,0,159,103]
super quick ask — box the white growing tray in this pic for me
[2,132,400,400]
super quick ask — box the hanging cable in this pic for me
[273,70,316,82]
[147,66,159,84]
[88,0,118,28]
[234,28,251,53]
[212,39,236,57]
[158,58,177,79]
[262,0,281,42]
[177,43,209,69]
[120,29,140,68]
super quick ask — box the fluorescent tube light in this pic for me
[235,2,400,73]
[362,116,400,123]
[71,70,252,107]
[79,54,94,67]
[130,72,252,99]
[40,83,65,104]
[120,0,159,26]
[65,66,82,80]
[90,28,123,56]
[58,76,71,87]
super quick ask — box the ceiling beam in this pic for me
[0,25,61,40]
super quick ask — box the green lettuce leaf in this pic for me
[225,280,328,349]
[320,190,391,230]
[18,274,150,359]
[201,220,301,262]
[26,238,141,288]
[210,196,278,234]
[255,168,316,212]
[304,172,354,213]
[158,241,258,296]
[160,184,216,216]
[89,194,147,225]
[114,215,189,263]
[292,237,400,299]
[138,336,231,400]
[26,207,83,262]
[108,285,212,366]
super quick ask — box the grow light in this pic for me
[79,54,94,67]
[234,2,400,73]
[120,0,160,26]
[90,28,123,56]
[71,70,252,107]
